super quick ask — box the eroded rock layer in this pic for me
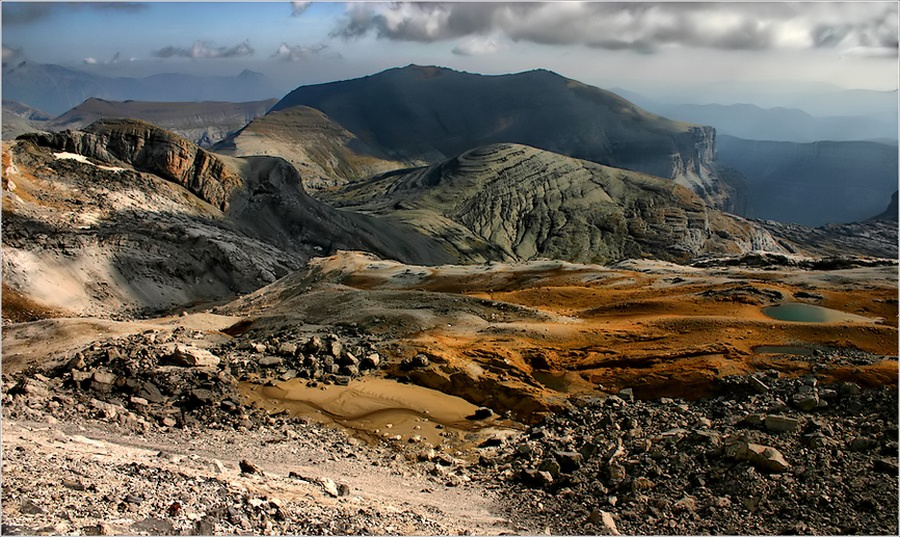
[326,143,784,264]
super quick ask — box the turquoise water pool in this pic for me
[762,302,872,323]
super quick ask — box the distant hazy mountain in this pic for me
[1,100,50,120]
[2,61,279,116]
[716,135,898,226]
[650,103,896,143]
[321,143,784,264]
[630,80,898,119]
[43,97,277,147]
[613,90,897,143]
[2,100,51,139]
[271,65,739,209]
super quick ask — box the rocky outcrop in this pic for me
[325,143,786,264]
[871,191,898,222]
[19,119,243,211]
[271,65,736,208]
[215,106,406,190]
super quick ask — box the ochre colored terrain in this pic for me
[342,260,899,417]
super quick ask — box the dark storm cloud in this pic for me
[3,2,146,25]
[331,2,499,41]
[152,40,255,60]
[331,2,898,56]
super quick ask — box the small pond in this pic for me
[762,302,873,323]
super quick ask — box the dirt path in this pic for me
[2,409,514,535]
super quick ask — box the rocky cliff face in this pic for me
[19,119,243,211]
[324,143,785,264]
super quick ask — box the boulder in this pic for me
[239,459,262,475]
[792,392,820,411]
[725,438,790,473]
[765,415,801,433]
[873,458,899,475]
[163,345,220,367]
[11,377,50,399]
[259,356,284,368]
[361,353,381,370]
[467,407,495,420]
[339,351,359,367]
[588,508,619,535]
[306,335,324,355]
[749,376,770,394]
[554,451,584,473]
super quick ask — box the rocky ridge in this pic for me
[324,143,785,264]
[214,106,407,190]
[19,119,244,211]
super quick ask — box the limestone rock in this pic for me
[163,345,220,368]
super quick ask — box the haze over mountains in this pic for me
[3,98,277,148]
[2,61,278,116]
[630,101,898,144]
[717,136,898,226]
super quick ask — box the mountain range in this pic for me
[1,61,278,116]
[270,65,738,210]
[638,102,897,144]
[2,97,277,148]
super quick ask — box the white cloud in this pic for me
[2,45,26,65]
[83,52,131,66]
[153,40,255,59]
[271,42,334,62]
[452,36,507,56]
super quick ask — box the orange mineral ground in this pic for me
[222,252,898,422]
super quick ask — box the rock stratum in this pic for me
[324,143,784,264]
[271,65,739,209]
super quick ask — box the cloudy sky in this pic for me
[3,1,898,99]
